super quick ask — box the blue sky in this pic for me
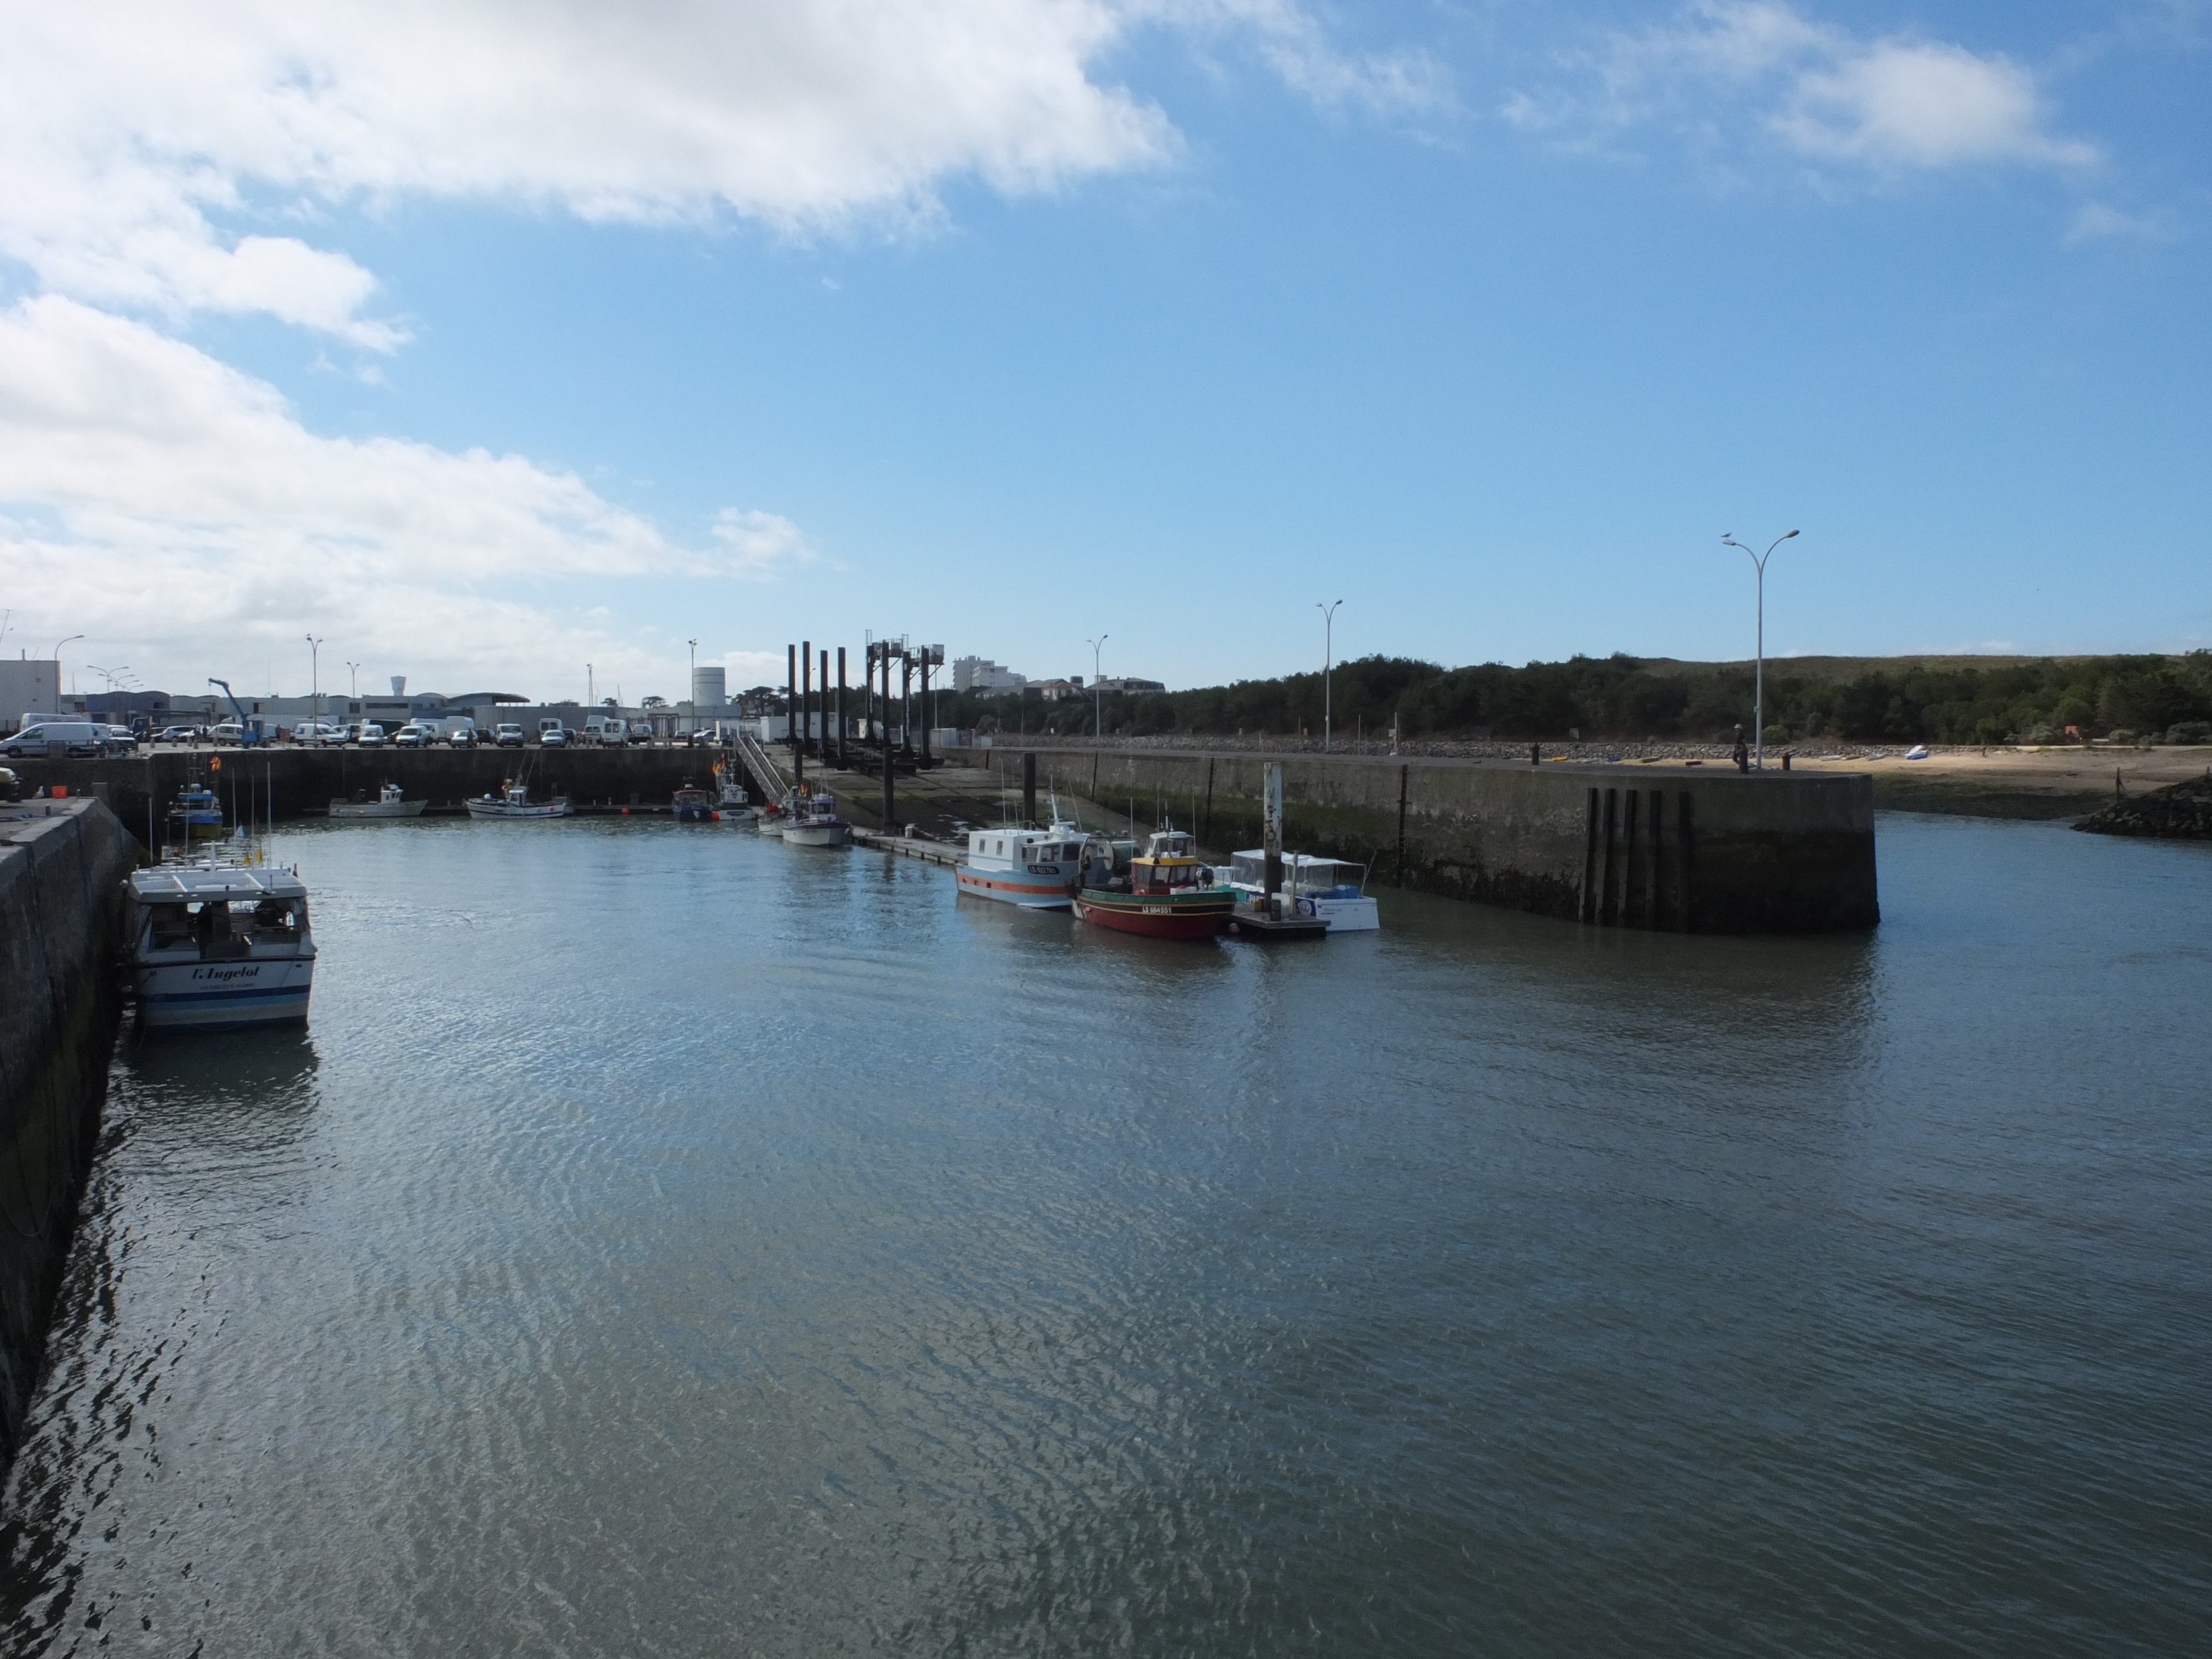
[1,1,2205,702]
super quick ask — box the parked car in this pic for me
[447,725,477,748]
[102,725,138,752]
[393,722,436,748]
[209,722,248,745]
[540,727,569,748]
[352,723,387,747]
[154,724,201,744]
[293,722,347,746]
[3,721,105,758]
[0,764,19,802]
[495,723,526,748]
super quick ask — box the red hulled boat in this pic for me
[1073,828,1234,940]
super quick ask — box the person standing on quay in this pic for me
[1733,725,1750,773]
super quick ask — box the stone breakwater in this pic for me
[954,747,1879,935]
[2073,774,2212,839]
[0,800,136,1468]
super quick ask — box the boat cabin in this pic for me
[1126,828,1217,895]
[130,865,312,964]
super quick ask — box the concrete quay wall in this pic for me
[0,800,137,1464]
[8,747,752,847]
[967,746,1879,935]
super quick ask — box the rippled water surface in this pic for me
[2,813,2208,1656]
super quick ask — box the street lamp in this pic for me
[346,661,360,700]
[1316,599,1343,752]
[48,635,83,713]
[306,635,323,724]
[1088,635,1109,740]
[1720,530,1798,771]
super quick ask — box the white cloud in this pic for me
[1169,0,1453,118]
[0,295,803,693]
[2063,201,2174,246]
[1,0,1434,343]
[1505,2,2095,176]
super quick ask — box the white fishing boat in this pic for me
[713,766,755,823]
[955,821,1105,910]
[329,781,426,819]
[125,858,316,1030]
[781,790,849,847]
[1224,851,1380,931]
[464,780,570,820]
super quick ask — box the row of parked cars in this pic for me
[1,719,142,758]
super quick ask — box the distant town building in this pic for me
[1034,678,1085,701]
[952,656,1026,694]
[1092,677,1166,695]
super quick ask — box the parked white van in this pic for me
[2,721,105,758]
[580,714,628,746]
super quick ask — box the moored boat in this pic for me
[330,781,427,820]
[955,821,1102,910]
[672,783,714,823]
[781,790,849,847]
[167,783,227,842]
[126,858,316,1030]
[1073,827,1233,939]
[1224,850,1379,931]
[713,764,755,822]
[465,780,570,820]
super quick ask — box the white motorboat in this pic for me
[954,821,1105,910]
[125,858,316,1030]
[1224,851,1380,931]
[781,790,849,847]
[465,780,570,820]
[330,781,426,819]
[714,768,755,823]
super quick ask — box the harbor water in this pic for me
[2,814,2206,1656]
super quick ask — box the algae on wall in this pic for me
[0,801,135,1468]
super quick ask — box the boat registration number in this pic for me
[1144,906,1171,915]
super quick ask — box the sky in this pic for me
[0,0,2206,704]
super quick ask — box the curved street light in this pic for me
[1720,530,1799,771]
[306,634,324,724]
[1316,600,1343,752]
[1087,635,1109,740]
[345,660,360,700]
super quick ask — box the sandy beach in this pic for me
[1786,745,2212,817]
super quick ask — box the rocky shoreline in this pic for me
[2073,773,2212,839]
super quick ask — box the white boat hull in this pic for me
[330,799,426,818]
[465,799,569,819]
[134,956,315,1029]
[782,822,849,847]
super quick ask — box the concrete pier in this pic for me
[0,800,137,1465]
[951,746,1878,934]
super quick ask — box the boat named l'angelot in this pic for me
[125,858,316,1030]
[955,821,1107,910]
[1072,827,1234,938]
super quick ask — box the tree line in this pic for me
[928,651,2212,746]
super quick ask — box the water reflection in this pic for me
[0,813,2204,1657]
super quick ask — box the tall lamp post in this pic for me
[1316,599,1342,752]
[345,661,360,700]
[50,635,83,714]
[1087,635,1109,740]
[306,635,323,726]
[1721,530,1798,771]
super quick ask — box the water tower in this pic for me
[690,666,727,709]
